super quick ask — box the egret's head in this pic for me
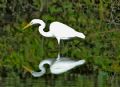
[23,65,45,77]
[30,19,42,25]
[23,19,44,29]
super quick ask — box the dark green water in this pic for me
[0,71,120,87]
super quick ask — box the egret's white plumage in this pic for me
[23,55,85,77]
[50,57,85,74]
[24,19,85,44]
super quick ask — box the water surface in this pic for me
[0,71,120,87]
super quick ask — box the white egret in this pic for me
[23,55,85,77]
[23,19,85,44]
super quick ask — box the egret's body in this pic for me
[50,57,85,74]
[24,19,85,44]
[23,55,85,77]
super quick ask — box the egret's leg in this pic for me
[58,43,61,54]
[56,53,60,60]
[57,38,60,45]
[56,37,60,50]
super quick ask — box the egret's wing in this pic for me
[50,22,77,38]
[51,58,85,74]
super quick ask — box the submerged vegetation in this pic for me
[0,0,120,77]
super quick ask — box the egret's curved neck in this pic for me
[38,20,53,37]
[31,59,54,77]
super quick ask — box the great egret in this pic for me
[23,55,85,77]
[23,19,85,44]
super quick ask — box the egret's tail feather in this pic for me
[76,60,85,66]
[76,32,85,39]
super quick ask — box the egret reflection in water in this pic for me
[23,54,85,77]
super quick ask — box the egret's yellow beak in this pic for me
[23,23,31,29]
[23,66,33,73]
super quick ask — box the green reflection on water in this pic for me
[0,71,120,87]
